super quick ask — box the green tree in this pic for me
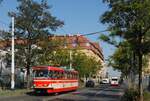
[35,36,64,66]
[73,52,101,78]
[101,0,150,100]
[108,41,139,89]
[8,0,64,88]
[50,49,102,78]
[109,42,134,77]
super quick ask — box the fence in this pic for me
[0,73,33,90]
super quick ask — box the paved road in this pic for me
[0,84,125,101]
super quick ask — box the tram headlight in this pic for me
[48,84,52,87]
[33,84,36,87]
[44,84,48,87]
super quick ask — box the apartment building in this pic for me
[0,34,105,79]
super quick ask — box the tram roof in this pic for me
[32,66,78,73]
[32,66,64,71]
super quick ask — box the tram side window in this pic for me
[72,73,75,79]
[50,71,56,79]
[73,73,75,79]
[75,74,77,79]
[76,73,78,79]
[64,72,67,79]
[75,73,77,79]
[65,71,70,79]
[57,71,61,79]
[34,70,48,77]
[48,71,53,78]
[69,72,72,79]
[62,72,65,79]
[71,72,73,79]
[67,72,70,79]
[56,71,59,79]
[60,72,64,79]
[71,72,74,79]
[70,72,75,79]
[70,72,73,79]
[73,73,76,79]
[55,71,59,79]
[51,71,62,79]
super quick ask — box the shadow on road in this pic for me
[26,91,56,96]
[50,98,86,101]
[26,90,76,97]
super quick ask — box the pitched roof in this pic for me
[0,35,104,60]
[52,35,104,60]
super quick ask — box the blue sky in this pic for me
[0,0,119,76]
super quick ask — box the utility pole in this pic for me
[69,49,72,70]
[11,17,15,90]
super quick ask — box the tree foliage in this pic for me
[34,36,64,66]
[108,41,138,77]
[101,1,150,100]
[45,49,102,77]
[72,52,101,77]
[101,0,150,53]
[8,0,64,88]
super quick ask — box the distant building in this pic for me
[51,35,105,79]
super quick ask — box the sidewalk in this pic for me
[0,89,32,97]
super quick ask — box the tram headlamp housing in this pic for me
[44,84,48,87]
[34,84,36,87]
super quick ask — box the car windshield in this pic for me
[33,70,48,77]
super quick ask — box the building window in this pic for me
[86,42,90,46]
[72,40,77,47]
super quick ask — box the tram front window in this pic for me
[34,70,48,77]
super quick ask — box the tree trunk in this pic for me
[138,53,143,101]
[26,65,30,89]
[26,31,32,89]
[148,76,150,90]
[132,52,136,89]
[26,39,31,89]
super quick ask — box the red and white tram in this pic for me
[32,66,79,93]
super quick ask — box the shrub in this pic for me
[121,88,139,101]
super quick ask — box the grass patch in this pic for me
[144,91,150,101]
[120,88,139,101]
[0,89,32,97]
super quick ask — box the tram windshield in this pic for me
[33,70,48,77]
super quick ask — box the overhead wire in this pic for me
[0,19,110,50]
[79,30,109,36]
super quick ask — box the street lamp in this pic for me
[69,50,72,70]
[11,17,15,90]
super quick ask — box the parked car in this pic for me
[101,78,110,84]
[85,80,95,87]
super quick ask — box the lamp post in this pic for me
[69,50,72,70]
[11,17,15,90]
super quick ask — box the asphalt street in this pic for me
[0,84,125,101]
